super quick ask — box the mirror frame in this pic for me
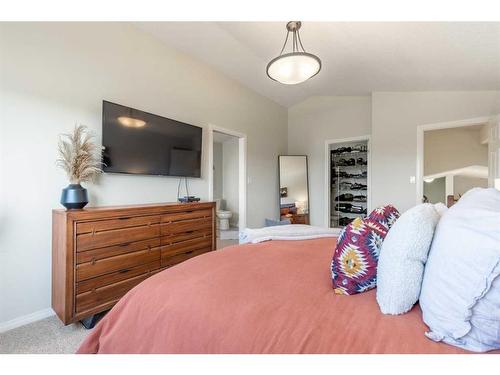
[278,155,310,223]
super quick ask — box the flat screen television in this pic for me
[102,101,202,177]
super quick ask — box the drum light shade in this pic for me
[266,21,321,85]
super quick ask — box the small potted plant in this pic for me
[56,125,102,209]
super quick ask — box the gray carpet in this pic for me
[1,244,238,354]
[0,316,90,354]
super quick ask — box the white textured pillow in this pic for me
[433,202,448,217]
[376,203,440,315]
[420,188,500,352]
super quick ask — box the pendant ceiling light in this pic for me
[266,21,321,85]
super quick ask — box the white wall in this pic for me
[0,23,287,326]
[288,96,372,225]
[454,175,488,197]
[222,137,239,226]
[371,91,500,212]
[424,126,488,176]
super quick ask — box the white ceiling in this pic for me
[134,22,500,107]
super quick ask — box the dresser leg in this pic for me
[80,311,107,329]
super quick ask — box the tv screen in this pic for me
[102,101,202,177]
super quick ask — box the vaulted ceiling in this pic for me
[135,22,500,107]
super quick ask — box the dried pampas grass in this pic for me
[56,125,102,184]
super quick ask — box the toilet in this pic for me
[215,199,233,231]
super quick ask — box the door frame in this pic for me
[416,116,490,206]
[324,135,372,228]
[207,125,247,230]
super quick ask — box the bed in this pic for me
[77,237,496,354]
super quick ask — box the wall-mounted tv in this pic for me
[102,101,202,178]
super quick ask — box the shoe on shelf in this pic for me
[352,195,367,202]
[351,144,367,153]
[335,193,353,202]
[339,182,353,190]
[350,183,367,190]
[338,216,354,226]
[335,203,352,213]
[349,205,367,214]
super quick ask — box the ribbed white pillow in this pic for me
[376,203,441,315]
[420,188,500,352]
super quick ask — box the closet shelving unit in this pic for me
[330,140,369,228]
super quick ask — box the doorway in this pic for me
[324,135,371,228]
[207,126,247,249]
[417,117,492,206]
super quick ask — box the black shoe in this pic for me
[352,144,367,153]
[351,183,367,190]
[335,193,353,202]
[335,203,352,213]
[339,216,354,226]
[349,205,366,214]
[333,147,348,154]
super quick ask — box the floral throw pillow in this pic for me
[331,217,388,295]
[368,205,400,229]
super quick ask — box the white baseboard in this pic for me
[0,308,55,333]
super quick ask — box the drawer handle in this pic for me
[118,217,131,220]
[91,257,96,265]
[119,269,130,274]
[186,230,195,234]
[119,242,131,247]
[185,250,194,255]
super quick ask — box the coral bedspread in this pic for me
[77,238,493,354]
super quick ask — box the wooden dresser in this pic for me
[52,202,215,326]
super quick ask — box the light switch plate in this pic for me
[409,176,416,184]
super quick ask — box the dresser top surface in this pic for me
[53,201,215,218]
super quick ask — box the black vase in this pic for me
[60,184,89,210]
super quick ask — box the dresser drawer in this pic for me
[76,247,161,282]
[76,261,160,294]
[76,215,161,234]
[161,236,212,265]
[161,209,212,223]
[160,217,212,237]
[161,227,212,245]
[77,223,160,251]
[75,272,150,314]
[161,247,211,268]
[76,238,160,264]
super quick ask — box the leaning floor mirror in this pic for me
[278,155,310,224]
